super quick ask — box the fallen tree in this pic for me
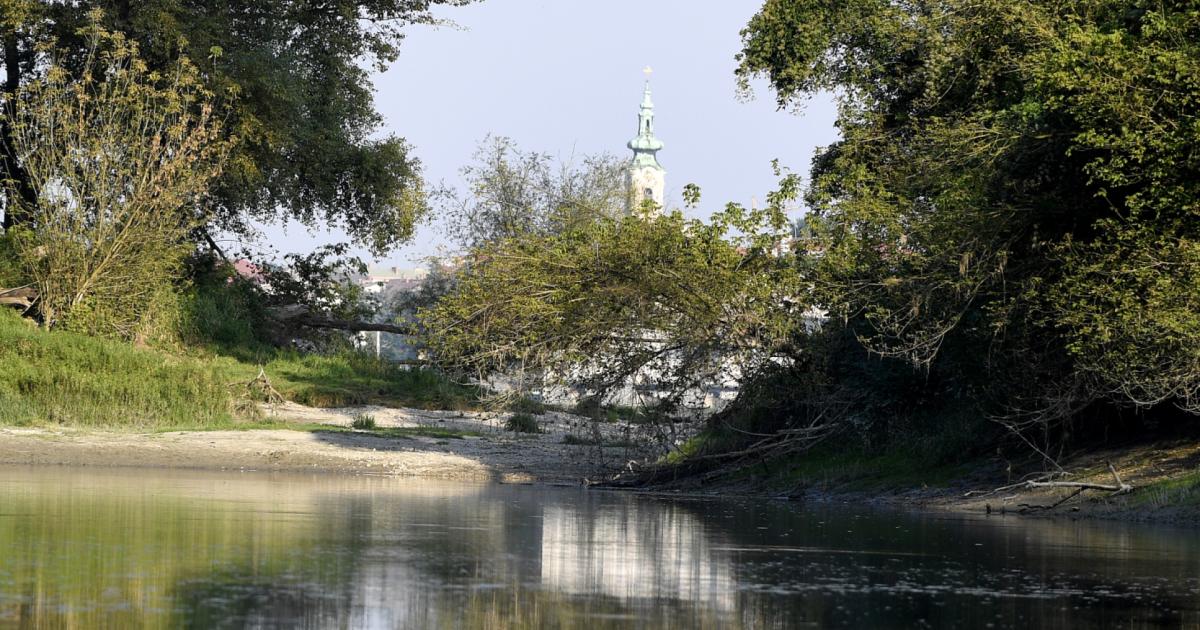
[265,305,415,336]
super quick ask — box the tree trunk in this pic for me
[2,30,35,231]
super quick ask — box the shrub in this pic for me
[351,414,377,430]
[507,396,547,416]
[505,412,541,434]
[9,21,229,338]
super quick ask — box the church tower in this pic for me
[626,73,665,214]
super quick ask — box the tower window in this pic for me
[644,187,654,198]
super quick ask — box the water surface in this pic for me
[0,467,1196,628]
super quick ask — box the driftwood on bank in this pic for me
[265,305,416,335]
[245,366,285,404]
[971,461,1134,514]
[0,286,36,310]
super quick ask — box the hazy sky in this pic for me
[257,0,840,267]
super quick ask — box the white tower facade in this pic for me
[626,79,665,214]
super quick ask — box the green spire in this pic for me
[628,81,664,170]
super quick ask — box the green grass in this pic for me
[570,399,654,424]
[562,434,638,448]
[146,420,482,441]
[212,349,481,411]
[0,307,482,430]
[0,309,237,429]
[1129,470,1200,509]
[351,413,376,430]
[318,425,481,440]
[666,428,972,492]
[507,396,547,415]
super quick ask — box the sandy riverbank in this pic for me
[0,402,644,484]
[4,402,1195,523]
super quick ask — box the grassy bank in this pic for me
[0,309,479,430]
[661,428,1200,521]
[0,310,236,429]
[212,349,480,411]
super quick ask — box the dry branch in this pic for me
[1023,462,1132,494]
[245,367,284,404]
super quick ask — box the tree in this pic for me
[0,0,39,228]
[439,136,631,249]
[422,192,806,416]
[5,19,230,337]
[737,1,1200,428]
[2,0,479,254]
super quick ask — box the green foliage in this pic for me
[505,413,541,434]
[258,244,378,325]
[0,309,235,428]
[3,1,478,254]
[5,18,229,338]
[179,259,270,350]
[562,433,638,448]
[507,396,547,416]
[439,136,630,248]
[222,351,481,411]
[422,202,805,412]
[1132,471,1200,509]
[351,413,376,430]
[0,298,481,430]
[572,398,652,425]
[0,229,28,287]
[738,0,1200,429]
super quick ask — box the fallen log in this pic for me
[294,316,415,335]
[0,286,36,297]
[0,286,36,311]
[1022,462,1132,494]
[265,304,416,335]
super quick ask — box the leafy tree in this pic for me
[422,192,806,415]
[439,136,630,249]
[5,19,229,337]
[259,243,378,325]
[738,0,1200,428]
[2,0,478,254]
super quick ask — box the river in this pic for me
[0,466,1196,628]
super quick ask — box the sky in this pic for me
[258,0,840,268]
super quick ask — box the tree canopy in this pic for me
[2,0,477,254]
[738,0,1200,425]
[438,136,630,249]
[423,194,805,413]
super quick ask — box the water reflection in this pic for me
[540,504,736,610]
[0,467,1196,628]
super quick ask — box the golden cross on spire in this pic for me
[643,66,654,79]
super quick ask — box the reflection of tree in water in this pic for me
[539,498,738,607]
[3,470,1199,628]
[167,483,761,628]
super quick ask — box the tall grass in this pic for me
[182,267,482,411]
[0,309,236,428]
[207,350,481,411]
[0,262,482,430]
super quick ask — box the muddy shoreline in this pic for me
[628,440,1200,524]
[2,402,1196,524]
